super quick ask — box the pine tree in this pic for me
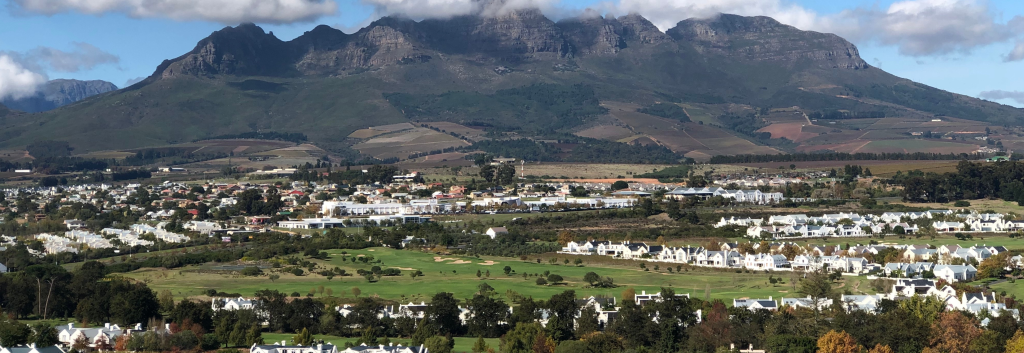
[472,336,489,353]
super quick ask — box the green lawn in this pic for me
[120,247,868,304]
[260,333,499,353]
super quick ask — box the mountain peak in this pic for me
[668,13,867,70]
[156,22,295,78]
[0,79,117,113]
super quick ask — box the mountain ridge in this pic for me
[1,79,118,113]
[2,11,1022,156]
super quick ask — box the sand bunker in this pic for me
[434,257,457,262]
[479,261,499,266]
[447,260,472,265]
[393,267,416,271]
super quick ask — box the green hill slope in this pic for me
[2,11,1021,156]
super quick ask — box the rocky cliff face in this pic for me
[1,79,118,113]
[157,23,296,78]
[148,12,869,79]
[669,14,868,70]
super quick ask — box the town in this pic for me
[0,159,1023,353]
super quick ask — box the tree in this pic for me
[292,328,314,346]
[425,292,464,336]
[798,268,835,317]
[501,323,544,353]
[971,331,1004,353]
[0,318,30,347]
[866,344,894,353]
[29,323,58,347]
[1005,330,1024,353]
[817,330,860,353]
[472,336,489,353]
[978,253,1009,279]
[352,287,361,297]
[503,266,513,276]
[546,290,578,341]
[269,274,280,282]
[612,180,629,190]
[621,288,636,304]
[466,293,510,338]
[547,274,564,285]
[583,272,601,286]
[532,331,556,353]
[575,306,601,337]
[930,311,981,353]
[159,290,175,312]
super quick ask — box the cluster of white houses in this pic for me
[560,240,1014,283]
[665,187,785,204]
[716,211,1024,239]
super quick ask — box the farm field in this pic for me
[602,102,780,159]
[728,160,959,176]
[855,139,980,154]
[419,122,488,141]
[575,124,636,141]
[513,162,671,179]
[121,247,870,305]
[352,127,469,160]
[893,199,1024,217]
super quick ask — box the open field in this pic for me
[575,124,636,141]
[602,102,780,159]
[855,139,981,154]
[420,122,488,141]
[757,123,819,142]
[728,160,960,176]
[120,247,870,305]
[352,127,469,160]
[515,163,671,179]
[893,199,1024,216]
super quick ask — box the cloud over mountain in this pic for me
[0,55,47,100]
[9,0,338,24]
[980,90,1024,105]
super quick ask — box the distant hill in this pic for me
[1,79,117,113]
[1,10,1021,157]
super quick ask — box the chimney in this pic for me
[69,323,74,329]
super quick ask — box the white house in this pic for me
[0,344,66,353]
[251,342,340,353]
[932,264,977,283]
[55,323,122,349]
[733,298,778,311]
[485,227,508,239]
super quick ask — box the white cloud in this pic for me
[0,55,47,100]
[10,0,338,24]
[124,76,146,87]
[1006,41,1024,62]
[979,90,1024,105]
[607,0,823,32]
[361,0,561,19]
[833,0,1022,56]
[26,42,120,73]
[598,0,1023,57]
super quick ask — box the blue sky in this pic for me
[1,0,1022,107]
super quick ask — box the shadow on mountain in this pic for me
[228,80,287,93]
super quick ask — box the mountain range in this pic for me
[0,9,1020,156]
[1,79,117,113]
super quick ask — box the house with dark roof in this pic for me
[733,298,778,311]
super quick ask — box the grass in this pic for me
[260,333,499,353]
[894,199,1024,216]
[119,247,868,305]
